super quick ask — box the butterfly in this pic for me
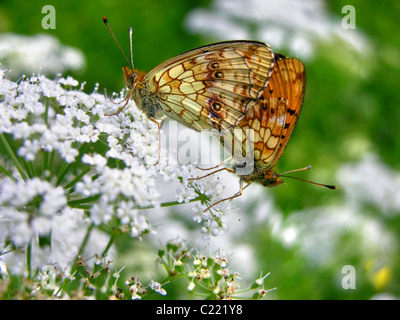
[103,18,336,203]
[104,17,275,133]
[195,54,336,211]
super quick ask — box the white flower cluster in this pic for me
[0,69,234,275]
[186,0,371,59]
[0,178,66,245]
[0,33,85,79]
[176,164,231,239]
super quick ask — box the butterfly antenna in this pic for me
[129,27,135,69]
[280,165,337,189]
[103,17,132,68]
[281,165,312,175]
[279,174,337,189]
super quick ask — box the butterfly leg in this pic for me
[196,157,232,171]
[188,166,235,181]
[105,96,131,116]
[105,86,134,116]
[204,179,251,212]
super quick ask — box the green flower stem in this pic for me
[64,167,91,190]
[0,162,16,181]
[26,241,32,279]
[102,233,116,258]
[0,133,27,181]
[68,223,95,277]
[20,157,32,179]
[56,162,71,186]
[28,160,36,177]
[135,197,202,211]
[48,150,55,172]
[56,142,88,186]
[77,223,95,257]
[68,195,101,208]
[44,99,50,126]
[42,150,49,176]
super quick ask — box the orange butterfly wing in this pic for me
[130,41,275,132]
[258,54,306,169]
[220,54,306,185]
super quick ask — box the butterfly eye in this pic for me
[129,72,137,83]
[122,66,138,87]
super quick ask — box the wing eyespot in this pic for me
[213,71,224,79]
[211,101,222,111]
[209,62,220,69]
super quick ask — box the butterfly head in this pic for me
[123,66,140,89]
[260,170,284,187]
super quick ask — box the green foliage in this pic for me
[0,0,210,93]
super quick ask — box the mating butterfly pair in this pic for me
[104,18,336,210]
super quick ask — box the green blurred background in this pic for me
[1,0,399,299]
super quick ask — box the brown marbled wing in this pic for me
[220,54,306,187]
[126,41,275,132]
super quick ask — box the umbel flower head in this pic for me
[0,69,231,275]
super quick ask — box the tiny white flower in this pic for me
[11,122,30,139]
[58,76,79,87]
[255,272,271,286]
[12,219,33,246]
[187,281,195,291]
[176,186,197,203]
[116,200,136,225]
[90,202,114,225]
[75,175,98,197]
[150,280,167,296]
[192,204,204,223]
[18,139,40,161]
[57,141,79,163]
[82,153,107,171]
[40,186,67,215]
[129,285,142,300]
